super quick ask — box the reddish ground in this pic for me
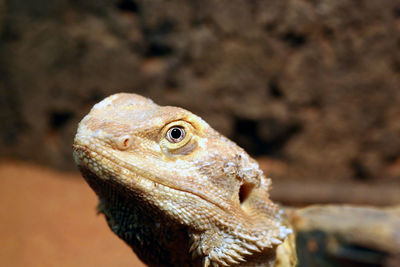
[0,161,145,267]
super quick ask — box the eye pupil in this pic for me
[171,128,182,139]
[166,126,186,143]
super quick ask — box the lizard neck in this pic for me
[82,168,200,266]
[81,168,280,267]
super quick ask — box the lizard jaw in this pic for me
[73,143,240,228]
[73,143,234,213]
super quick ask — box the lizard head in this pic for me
[73,93,291,266]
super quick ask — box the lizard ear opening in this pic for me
[239,182,254,205]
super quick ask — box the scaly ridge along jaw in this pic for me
[73,140,289,247]
[73,141,240,216]
[73,142,245,234]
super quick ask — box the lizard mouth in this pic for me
[73,143,233,214]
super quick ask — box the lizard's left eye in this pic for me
[166,126,186,143]
[160,121,196,155]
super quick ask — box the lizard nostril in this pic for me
[116,135,132,150]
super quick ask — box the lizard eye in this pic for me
[160,121,196,155]
[166,126,186,143]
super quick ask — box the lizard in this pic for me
[73,93,297,267]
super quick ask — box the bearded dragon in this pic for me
[73,93,296,267]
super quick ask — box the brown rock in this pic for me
[1,0,400,184]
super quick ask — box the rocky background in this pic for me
[1,0,400,184]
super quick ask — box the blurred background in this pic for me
[0,0,399,266]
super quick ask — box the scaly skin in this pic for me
[73,93,296,267]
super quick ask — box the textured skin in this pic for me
[73,93,295,267]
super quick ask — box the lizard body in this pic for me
[73,93,296,267]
